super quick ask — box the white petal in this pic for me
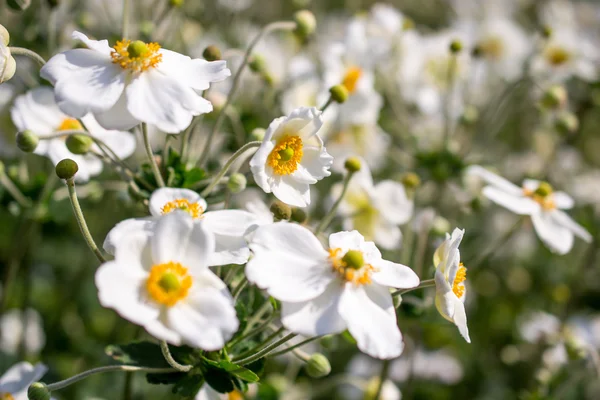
[158,50,231,91]
[81,114,137,159]
[94,90,140,131]
[482,186,539,215]
[0,362,47,394]
[531,212,574,255]
[149,188,205,217]
[372,222,402,250]
[272,107,323,142]
[466,165,524,196]
[452,297,471,343]
[373,181,413,224]
[10,87,65,136]
[202,210,261,266]
[338,284,403,359]
[195,385,226,400]
[553,191,575,209]
[299,145,333,181]
[151,211,195,264]
[103,217,154,255]
[271,176,311,207]
[551,210,592,243]
[72,31,113,55]
[372,260,420,289]
[249,140,275,194]
[328,230,366,253]
[180,220,216,271]
[281,282,347,336]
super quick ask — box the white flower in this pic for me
[40,31,230,133]
[246,224,420,359]
[467,165,592,254]
[333,161,412,249]
[0,41,15,84]
[10,86,136,183]
[195,385,245,400]
[519,311,561,343]
[250,107,333,207]
[0,362,48,400]
[433,228,470,343]
[95,211,238,350]
[0,308,45,356]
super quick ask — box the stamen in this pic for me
[57,118,83,132]
[267,135,303,175]
[146,262,192,307]
[544,46,570,66]
[111,39,162,72]
[523,182,556,211]
[342,66,362,93]
[329,248,377,286]
[452,264,467,298]
[161,198,203,219]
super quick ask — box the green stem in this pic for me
[8,47,46,66]
[141,123,165,187]
[45,365,177,392]
[242,301,272,335]
[231,277,248,301]
[267,335,322,358]
[392,279,435,297]
[229,312,276,349]
[234,332,297,366]
[159,340,192,372]
[197,21,296,167]
[200,141,261,197]
[0,171,31,208]
[233,326,284,361]
[65,178,106,263]
[319,96,334,112]
[122,0,130,38]
[315,171,355,234]
[442,54,458,149]
[373,360,390,400]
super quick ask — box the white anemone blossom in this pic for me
[0,362,48,400]
[96,211,238,350]
[333,161,413,249]
[0,308,45,356]
[11,87,136,183]
[250,107,333,207]
[433,228,471,343]
[467,166,592,254]
[246,223,420,359]
[40,31,231,133]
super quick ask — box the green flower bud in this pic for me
[541,25,553,39]
[329,84,349,104]
[250,128,265,142]
[460,105,479,125]
[294,10,317,38]
[401,172,421,190]
[555,111,579,135]
[305,353,331,378]
[7,0,31,11]
[270,200,292,221]
[249,54,267,74]
[1,50,16,84]
[28,382,51,400]
[540,85,567,110]
[290,207,307,223]
[342,250,364,269]
[127,40,149,58]
[449,39,463,53]
[66,134,93,155]
[55,158,79,180]
[393,294,402,308]
[0,24,9,46]
[203,45,222,61]
[344,157,361,173]
[227,173,247,194]
[262,71,275,86]
[169,0,184,7]
[16,130,39,153]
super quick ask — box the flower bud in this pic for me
[249,54,267,74]
[393,294,402,308]
[169,0,184,7]
[203,45,221,61]
[540,85,567,110]
[270,200,292,221]
[227,173,247,194]
[294,10,317,38]
[28,382,51,400]
[0,24,9,46]
[290,207,307,223]
[16,130,39,153]
[449,39,463,54]
[0,47,16,84]
[7,0,31,11]
[541,25,553,39]
[250,128,265,142]
[344,157,361,173]
[66,134,93,155]
[460,105,479,125]
[555,111,579,135]
[305,353,331,378]
[55,158,79,180]
[401,172,421,190]
[329,84,349,104]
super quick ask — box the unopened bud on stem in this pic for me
[293,10,316,38]
[305,353,331,378]
[66,134,93,155]
[203,45,221,61]
[329,85,348,104]
[270,200,292,221]
[55,159,79,180]
[16,130,39,153]
[27,382,51,400]
[344,157,361,173]
[227,173,247,193]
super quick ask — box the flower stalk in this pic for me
[159,340,193,372]
[315,170,356,234]
[141,123,166,188]
[8,47,46,66]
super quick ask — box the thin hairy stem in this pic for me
[141,123,165,187]
[8,47,46,66]
[160,340,193,372]
[315,171,355,234]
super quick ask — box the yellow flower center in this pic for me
[523,182,556,210]
[452,263,467,298]
[544,46,571,66]
[228,391,243,400]
[329,248,378,286]
[477,36,505,60]
[0,393,14,400]
[341,66,363,94]
[161,199,203,219]
[57,118,83,132]
[267,135,303,175]
[146,262,192,307]
[111,39,162,72]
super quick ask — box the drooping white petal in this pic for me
[371,260,420,289]
[72,31,113,56]
[0,362,47,395]
[299,146,334,181]
[531,212,574,255]
[328,230,366,253]
[148,188,206,217]
[159,50,231,91]
[451,297,471,343]
[271,176,311,207]
[466,165,524,196]
[482,186,539,215]
[551,210,592,243]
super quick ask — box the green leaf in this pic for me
[182,167,206,188]
[218,360,259,383]
[245,359,265,377]
[172,373,204,396]
[105,341,170,368]
[203,367,235,394]
[146,371,187,385]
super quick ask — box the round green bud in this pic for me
[250,128,265,142]
[203,45,221,61]
[541,25,553,39]
[449,39,463,53]
[0,24,9,46]
[7,0,31,11]
[169,0,184,7]
[555,111,579,135]
[262,72,275,86]
[541,85,567,110]
[293,10,317,38]
[534,181,553,197]
[290,207,307,223]
[55,158,79,180]
[227,173,247,194]
[127,40,149,58]
[270,200,292,221]
[66,134,93,155]
[344,157,361,173]
[460,105,479,125]
[329,84,349,104]
[248,54,267,74]
[305,353,331,378]
[342,250,364,269]
[27,382,51,400]
[16,130,39,153]
[401,172,421,190]
[0,52,16,84]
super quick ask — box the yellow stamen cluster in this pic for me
[146,262,192,307]
[477,36,505,60]
[544,46,571,66]
[329,248,377,286]
[523,182,556,211]
[111,39,162,72]
[267,135,303,175]
[0,393,15,400]
[161,199,203,219]
[228,391,243,400]
[452,263,467,298]
[341,66,363,93]
[57,118,83,132]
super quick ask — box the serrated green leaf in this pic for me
[183,167,206,188]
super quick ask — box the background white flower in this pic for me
[0,308,45,356]
[0,362,47,400]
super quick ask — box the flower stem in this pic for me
[65,178,106,263]
[373,360,391,400]
[197,21,296,167]
[8,47,46,66]
[392,279,435,297]
[231,277,248,300]
[319,96,334,112]
[159,340,193,372]
[232,326,285,361]
[242,301,272,335]
[44,365,177,392]
[141,123,165,188]
[315,171,355,234]
[229,309,276,349]
[267,335,322,358]
[0,169,32,208]
[442,53,458,149]
[200,141,261,197]
[234,332,297,366]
